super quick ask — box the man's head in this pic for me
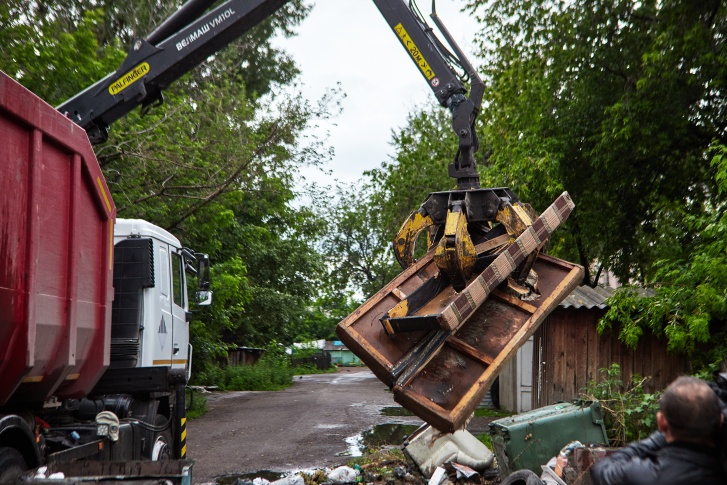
[657,376,722,445]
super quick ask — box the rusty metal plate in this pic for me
[337,252,583,430]
[393,254,584,432]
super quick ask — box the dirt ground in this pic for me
[186,367,418,483]
[187,367,494,484]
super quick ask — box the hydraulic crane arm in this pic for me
[372,0,484,190]
[58,0,288,144]
[58,0,483,171]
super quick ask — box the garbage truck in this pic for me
[0,72,211,481]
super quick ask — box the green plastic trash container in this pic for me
[488,401,609,477]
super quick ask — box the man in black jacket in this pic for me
[591,376,725,485]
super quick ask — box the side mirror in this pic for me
[195,290,213,306]
[196,253,211,291]
[194,253,212,306]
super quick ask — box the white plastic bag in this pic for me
[327,466,360,484]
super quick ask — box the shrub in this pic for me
[581,363,661,446]
[193,350,294,391]
[185,388,208,419]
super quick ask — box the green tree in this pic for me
[1,0,342,366]
[468,0,727,285]
[0,3,126,104]
[601,145,727,367]
[323,183,402,299]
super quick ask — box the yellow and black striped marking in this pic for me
[180,417,187,458]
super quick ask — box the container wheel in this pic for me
[0,446,27,482]
[149,415,173,461]
[501,469,544,485]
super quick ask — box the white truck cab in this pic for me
[111,219,211,381]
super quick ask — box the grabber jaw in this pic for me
[393,208,435,269]
[392,187,541,292]
[433,201,476,292]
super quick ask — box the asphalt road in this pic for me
[186,367,424,484]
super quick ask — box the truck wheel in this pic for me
[150,415,172,461]
[501,469,544,485]
[0,446,27,482]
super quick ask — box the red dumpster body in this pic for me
[0,72,116,406]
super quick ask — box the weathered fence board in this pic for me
[532,308,689,408]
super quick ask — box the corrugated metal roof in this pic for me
[559,285,616,309]
[323,341,347,351]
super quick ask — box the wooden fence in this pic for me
[532,307,690,408]
[226,347,264,366]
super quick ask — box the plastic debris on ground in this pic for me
[326,466,360,484]
[271,474,305,485]
[404,424,494,478]
[428,466,447,485]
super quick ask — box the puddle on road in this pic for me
[337,423,421,457]
[379,406,414,417]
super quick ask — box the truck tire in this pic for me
[149,415,172,461]
[501,469,544,485]
[0,446,27,482]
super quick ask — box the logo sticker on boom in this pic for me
[393,23,436,80]
[108,62,150,96]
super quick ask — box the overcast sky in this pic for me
[274,0,480,189]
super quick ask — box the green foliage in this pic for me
[322,183,403,299]
[290,362,337,375]
[467,0,727,285]
[476,432,493,450]
[472,408,513,419]
[601,144,727,362]
[185,389,208,420]
[0,4,126,104]
[582,364,661,447]
[366,108,460,243]
[193,347,295,392]
[324,107,468,300]
[0,0,345,369]
[288,346,337,374]
[346,447,406,470]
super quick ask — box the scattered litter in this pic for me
[270,474,304,485]
[188,385,218,393]
[326,466,359,484]
[428,466,447,485]
[449,462,480,480]
[540,464,567,485]
[29,468,65,480]
[404,424,494,477]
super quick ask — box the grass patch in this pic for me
[192,348,338,392]
[477,432,494,449]
[185,388,208,419]
[347,447,407,475]
[473,408,514,419]
[194,353,294,391]
[292,363,338,375]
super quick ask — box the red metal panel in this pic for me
[0,72,116,405]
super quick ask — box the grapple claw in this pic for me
[433,202,476,291]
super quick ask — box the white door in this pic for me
[169,251,189,373]
[155,245,173,366]
[517,337,534,412]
